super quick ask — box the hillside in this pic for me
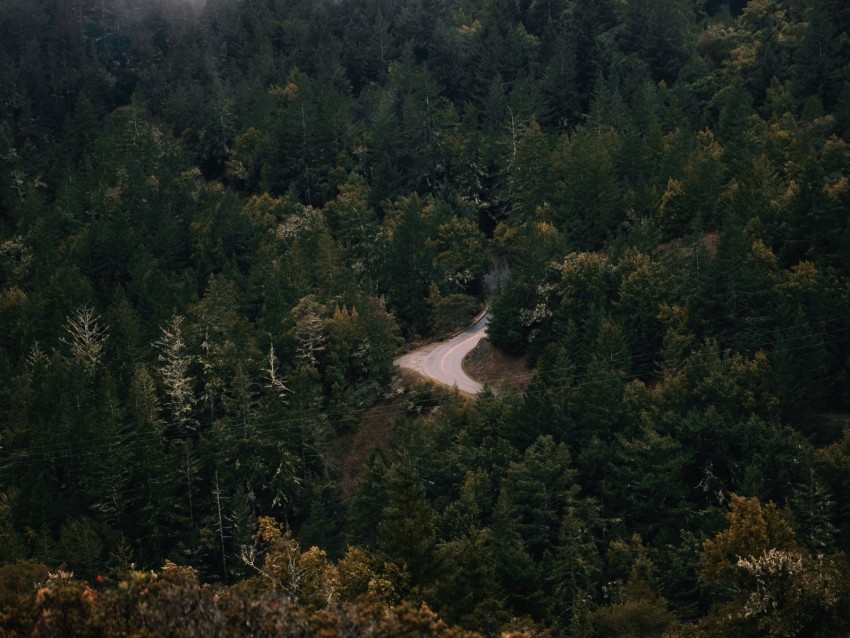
[2,0,850,635]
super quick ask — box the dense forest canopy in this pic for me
[2,0,850,635]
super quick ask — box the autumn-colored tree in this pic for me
[698,494,850,637]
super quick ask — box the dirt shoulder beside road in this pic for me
[462,337,532,392]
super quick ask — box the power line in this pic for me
[5,318,849,466]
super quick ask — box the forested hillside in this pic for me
[2,0,850,635]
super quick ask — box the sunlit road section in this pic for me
[395,310,490,396]
[395,257,507,396]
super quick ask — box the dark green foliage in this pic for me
[429,292,481,336]
[498,435,576,561]
[619,0,696,84]
[3,0,850,635]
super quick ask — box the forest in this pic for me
[1,0,850,635]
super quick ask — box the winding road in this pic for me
[394,257,507,396]
[395,310,491,395]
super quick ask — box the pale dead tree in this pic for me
[264,342,289,404]
[199,326,223,420]
[213,470,228,581]
[26,341,48,369]
[155,314,196,435]
[291,295,326,369]
[239,539,305,598]
[11,169,24,200]
[240,544,262,576]
[61,306,109,373]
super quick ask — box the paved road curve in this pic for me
[395,310,491,396]
[394,257,507,396]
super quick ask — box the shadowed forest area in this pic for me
[2,0,850,635]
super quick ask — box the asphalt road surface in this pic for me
[395,310,490,396]
[395,256,507,395]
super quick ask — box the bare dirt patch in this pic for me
[463,338,532,391]
[332,396,402,500]
[332,375,452,500]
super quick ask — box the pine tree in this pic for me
[291,295,327,370]
[791,466,838,552]
[155,314,196,435]
[377,457,436,583]
[588,553,675,637]
[507,119,553,223]
[499,435,576,561]
[61,305,109,375]
[548,498,602,627]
